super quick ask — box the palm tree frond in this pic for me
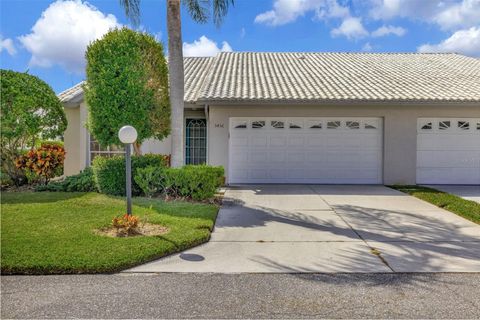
[212,0,234,26]
[119,0,141,26]
[183,0,209,24]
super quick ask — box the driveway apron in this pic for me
[125,185,480,273]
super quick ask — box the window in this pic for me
[309,122,322,129]
[421,122,433,130]
[186,119,207,165]
[252,120,265,129]
[327,121,341,129]
[289,122,302,129]
[439,121,451,130]
[477,123,480,130]
[458,121,470,130]
[234,121,247,129]
[271,121,284,129]
[89,136,124,164]
[365,123,377,129]
[346,121,360,129]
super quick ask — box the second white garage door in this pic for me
[417,118,480,185]
[229,117,383,184]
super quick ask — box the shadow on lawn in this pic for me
[2,191,88,204]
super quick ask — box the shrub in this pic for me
[35,167,97,192]
[134,166,165,198]
[16,143,66,184]
[112,214,140,236]
[131,164,224,200]
[92,154,169,196]
[164,165,224,201]
[1,69,67,186]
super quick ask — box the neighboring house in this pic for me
[59,52,480,185]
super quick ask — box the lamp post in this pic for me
[118,125,138,216]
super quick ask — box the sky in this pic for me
[1,0,479,93]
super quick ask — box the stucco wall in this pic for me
[207,103,480,185]
[63,106,81,176]
[62,103,204,176]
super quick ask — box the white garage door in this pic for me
[228,117,383,184]
[417,118,480,185]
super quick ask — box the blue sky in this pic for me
[1,0,479,93]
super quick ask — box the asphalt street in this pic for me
[2,273,480,319]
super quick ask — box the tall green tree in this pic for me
[0,69,67,185]
[119,0,233,167]
[85,28,170,154]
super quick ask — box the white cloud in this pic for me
[362,42,374,52]
[433,0,480,31]
[254,0,349,26]
[418,26,480,57]
[183,36,233,57]
[19,0,121,73]
[331,17,369,40]
[369,0,480,31]
[0,36,16,55]
[240,27,246,38]
[371,25,406,37]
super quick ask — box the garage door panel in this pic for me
[418,151,480,168]
[416,118,480,185]
[229,117,383,184]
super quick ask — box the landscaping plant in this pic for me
[112,214,140,236]
[85,28,170,155]
[16,143,66,185]
[35,167,97,192]
[0,69,67,185]
[92,154,169,196]
[134,164,224,201]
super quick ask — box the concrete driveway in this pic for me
[126,185,480,273]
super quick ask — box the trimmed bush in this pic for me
[134,166,165,198]
[92,154,169,196]
[133,164,224,200]
[35,167,97,192]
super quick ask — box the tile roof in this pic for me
[59,52,480,105]
[199,52,480,103]
[184,57,214,103]
[58,81,85,103]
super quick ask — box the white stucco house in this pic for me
[59,52,480,185]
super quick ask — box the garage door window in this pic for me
[346,121,360,129]
[458,121,469,130]
[289,121,302,129]
[233,121,247,129]
[327,121,341,129]
[439,121,451,130]
[252,121,265,129]
[421,122,433,130]
[308,121,322,129]
[271,121,284,129]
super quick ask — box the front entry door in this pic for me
[185,118,207,165]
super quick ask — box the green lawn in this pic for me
[391,185,480,224]
[1,192,218,274]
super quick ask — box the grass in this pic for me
[1,192,218,274]
[391,185,480,224]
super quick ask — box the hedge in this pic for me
[92,154,169,196]
[134,164,224,200]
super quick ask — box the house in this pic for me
[59,52,480,185]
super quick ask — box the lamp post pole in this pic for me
[118,125,138,216]
[125,143,132,216]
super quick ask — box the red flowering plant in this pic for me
[16,143,66,185]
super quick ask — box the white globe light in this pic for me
[118,125,138,144]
